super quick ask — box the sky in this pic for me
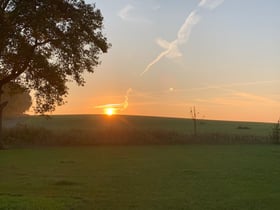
[52,0,280,123]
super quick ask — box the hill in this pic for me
[3,114,275,146]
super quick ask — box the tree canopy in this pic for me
[2,83,32,118]
[0,0,110,113]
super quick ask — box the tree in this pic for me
[190,106,198,137]
[2,83,32,118]
[272,119,280,144]
[0,0,110,148]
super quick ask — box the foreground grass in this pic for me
[1,145,280,209]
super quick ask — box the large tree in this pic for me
[0,0,110,147]
[3,83,32,118]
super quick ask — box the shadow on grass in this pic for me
[53,180,80,186]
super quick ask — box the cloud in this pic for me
[141,10,200,76]
[233,92,279,105]
[122,88,133,111]
[194,90,280,107]
[140,50,170,76]
[141,0,224,76]
[118,4,134,21]
[118,4,151,23]
[199,80,280,91]
[177,10,201,44]
[95,88,133,113]
[152,5,161,11]
[94,104,123,109]
[199,0,225,10]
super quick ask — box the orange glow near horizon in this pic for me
[104,107,116,116]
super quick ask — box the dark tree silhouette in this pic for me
[190,106,198,137]
[2,83,32,118]
[272,119,280,144]
[0,0,110,148]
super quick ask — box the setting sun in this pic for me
[105,108,115,116]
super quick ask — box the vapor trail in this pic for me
[95,88,133,112]
[140,50,171,76]
[199,0,224,10]
[121,88,132,111]
[141,0,224,76]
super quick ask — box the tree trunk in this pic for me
[0,87,8,149]
[193,118,197,137]
[191,106,197,137]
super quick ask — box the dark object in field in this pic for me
[60,160,76,164]
[53,180,79,186]
[237,126,250,130]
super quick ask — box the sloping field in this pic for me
[3,115,274,146]
[21,114,272,136]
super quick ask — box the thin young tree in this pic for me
[0,0,111,148]
[272,118,280,144]
[190,106,198,137]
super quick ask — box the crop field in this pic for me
[21,114,272,136]
[1,145,280,210]
[3,115,275,146]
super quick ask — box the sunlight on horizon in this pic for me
[104,107,116,116]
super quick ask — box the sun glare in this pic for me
[105,108,115,116]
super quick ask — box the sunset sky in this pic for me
[53,0,280,123]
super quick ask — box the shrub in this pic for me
[271,120,280,144]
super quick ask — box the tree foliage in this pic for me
[2,83,32,118]
[0,0,110,113]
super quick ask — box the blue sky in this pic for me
[54,0,280,122]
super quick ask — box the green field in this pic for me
[1,145,280,210]
[3,115,275,146]
[21,114,272,136]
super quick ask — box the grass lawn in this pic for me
[1,145,280,209]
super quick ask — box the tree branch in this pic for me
[0,101,8,110]
[0,0,10,11]
[35,38,61,47]
[0,61,31,86]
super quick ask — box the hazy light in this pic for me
[105,108,115,116]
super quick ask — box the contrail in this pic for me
[121,88,132,111]
[141,0,224,76]
[141,10,199,76]
[140,50,171,76]
[95,88,133,113]
[199,0,224,10]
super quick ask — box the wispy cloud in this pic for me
[141,0,225,76]
[118,4,134,21]
[157,10,200,59]
[195,91,280,107]
[118,4,151,23]
[122,88,133,111]
[152,5,161,11]
[169,80,280,94]
[141,10,200,76]
[199,0,224,10]
[95,88,133,113]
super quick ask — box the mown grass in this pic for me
[1,145,280,209]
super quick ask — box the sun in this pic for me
[105,108,115,116]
